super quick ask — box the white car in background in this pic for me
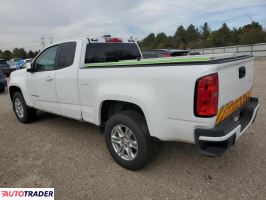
[9,58,25,71]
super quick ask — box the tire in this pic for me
[105,110,152,170]
[12,91,37,123]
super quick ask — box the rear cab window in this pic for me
[56,42,76,69]
[85,43,141,64]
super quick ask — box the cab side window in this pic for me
[34,46,58,72]
[56,42,76,69]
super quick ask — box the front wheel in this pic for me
[105,111,152,170]
[12,91,37,123]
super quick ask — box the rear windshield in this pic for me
[85,43,141,64]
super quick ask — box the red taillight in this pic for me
[105,37,123,43]
[195,73,219,117]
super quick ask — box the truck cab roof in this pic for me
[88,36,135,44]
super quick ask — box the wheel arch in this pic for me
[99,99,150,135]
[9,84,33,107]
[9,85,22,101]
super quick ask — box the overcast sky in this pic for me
[0,0,266,50]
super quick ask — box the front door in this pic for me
[28,45,60,114]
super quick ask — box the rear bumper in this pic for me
[195,97,259,157]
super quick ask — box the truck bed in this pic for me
[83,53,252,68]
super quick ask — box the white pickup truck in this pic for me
[8,36,259,170]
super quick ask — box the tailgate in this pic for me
[216,57,254,124]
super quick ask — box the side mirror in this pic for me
[26,62,32,72]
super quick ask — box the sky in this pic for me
[0,0,266,50]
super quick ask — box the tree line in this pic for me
[0,48,40,60]
[138,22,266,50]
[1,21,266,58]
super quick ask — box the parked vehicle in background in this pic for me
[0,72,7,93]
[0,59,11,77]
[9,59,18,71]
[9,58,24,71]
[8,36,259,170]
[19,59,33,69]
[141,50,160,58]
[142,49,189,58]
[188,51,200,55]
[16,59,24,69]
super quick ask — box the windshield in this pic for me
[85,43,141,64]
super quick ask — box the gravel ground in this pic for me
[0,59,266,200]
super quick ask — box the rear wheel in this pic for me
[105,110,152,170]
[12,91,37,123]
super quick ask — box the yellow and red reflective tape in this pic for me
[215,90,251,125]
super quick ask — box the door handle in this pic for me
[45,76,53,81]
[239,66,246,79]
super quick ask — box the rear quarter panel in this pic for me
[79,64,217,143]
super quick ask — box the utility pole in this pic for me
[40,37,46,49]
[246,15,253,24]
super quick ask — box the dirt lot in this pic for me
[0,59,266,200]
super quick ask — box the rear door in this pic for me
[28,45,60,114]
[54,41,82,120]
